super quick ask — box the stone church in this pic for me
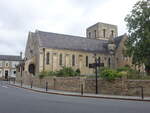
[23,22,134,75]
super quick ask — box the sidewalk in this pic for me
[8,81,150,102]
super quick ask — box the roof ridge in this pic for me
[36,30,85,38]
[36,30,109,42]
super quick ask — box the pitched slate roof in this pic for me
[114,34,125,49]
[0,55,22,61]
[34,30,124,54]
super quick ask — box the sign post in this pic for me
[89,54,104,94]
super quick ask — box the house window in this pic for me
[111,30,114,37]
[103,29,106,38]
[12,62,19,68]
[72,55,75,66]
[46,52,50,64]
[94,30,97,38]
[86,56,88,67]
[59,54,63,66]
[14,71,16,74]
[89,32,91,38]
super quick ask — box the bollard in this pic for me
[81,84,84,96]
[8,78,10,84]
[21,80,23,87]
[141,86,144,100]
[46,82,48,92]
[31,81,33,89]
[14,78,15,84]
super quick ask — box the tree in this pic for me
[124,0,150,74]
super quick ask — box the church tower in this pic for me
[86,22,118,40]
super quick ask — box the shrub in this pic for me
[100,68,122,81]
[117,66,139,78]
[38,71,49,79]
[38,67,80,78]
[47,71,57,76]
[56,67,78,77]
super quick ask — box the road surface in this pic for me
[0,81,150,113]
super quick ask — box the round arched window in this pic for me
[28,64,35,75]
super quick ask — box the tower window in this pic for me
[46,53,50,64]
[103,29,106,38]
[59,54,63,66]
[86,56,88,67]
[94,30,97,38]
[72,55,75,66]
[89,32,91,38]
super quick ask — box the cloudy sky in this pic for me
[0,0,139,56]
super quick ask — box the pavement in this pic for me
[8,81,150,102]
[0,80,150,113]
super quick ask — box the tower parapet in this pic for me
[86,22,118,40]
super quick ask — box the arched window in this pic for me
[46,53,50,65]
[108,57,111,68]
[72,55,75,66]
[86,56,88,67]
[103,29,106,38]
[111,30,114,37]
[59,54,63,66]
[28,64,35,75]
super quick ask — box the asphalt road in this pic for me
[0,81,150,113]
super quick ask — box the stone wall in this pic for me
[16,75,150,97]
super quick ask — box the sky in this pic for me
[0,0,139,56]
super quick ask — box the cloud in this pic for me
[0,0,139,55]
